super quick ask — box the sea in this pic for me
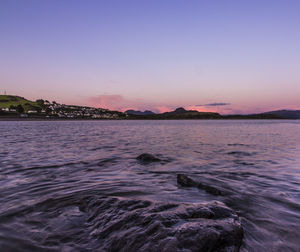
[0,120,299,251]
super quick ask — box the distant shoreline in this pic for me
[0,117,296,121]
[1,95,299,120]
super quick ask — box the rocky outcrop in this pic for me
[177,174,223,196]
[80,196,244,252]
[136,153,161,163]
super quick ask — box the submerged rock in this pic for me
[80,196,243,252]
[177,174,223,196]
[177,174,198,187]
[136,153,161,163]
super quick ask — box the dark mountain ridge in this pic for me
[125,110,156,115]
[261,110,300,119]
[128,107,222,119]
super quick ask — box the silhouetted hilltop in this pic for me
[162,107,198,115]
[159,107,221,118]
[125,110,156,115]
[261,110,300,119]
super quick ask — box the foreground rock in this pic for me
[80,196,243,251]
[177,174,223,196]
[136,153,161,163]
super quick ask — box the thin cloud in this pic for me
[196,102,231,107]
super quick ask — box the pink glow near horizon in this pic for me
[86,95,299,115]
[87,95,174,113]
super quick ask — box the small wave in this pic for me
[227,151,255,157]
[3,161,89,175]
[234,160,255,166]
[228,143,251,147]
[90,145,116,151]
[97,157,120,167]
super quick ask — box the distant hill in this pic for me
[162,107,199,115]
[0,95,41,111]
[125,109,156,115]
[128,107,222,119]
[161,107,221,119]
[262,110,300,119]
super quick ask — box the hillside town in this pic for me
[0,96,126,119]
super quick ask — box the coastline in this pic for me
[0,117,295,121]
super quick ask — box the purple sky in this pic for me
[1,0,300,114]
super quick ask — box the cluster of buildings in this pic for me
[45,101,125,119]
[1,100,125,119]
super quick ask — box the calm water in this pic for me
[0,120,299,251]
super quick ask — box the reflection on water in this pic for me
[0,120,299,251]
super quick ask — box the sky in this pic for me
[0,0,300,114]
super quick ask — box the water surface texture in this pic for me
[0,120,299,251]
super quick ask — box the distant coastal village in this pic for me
[0,95,299,120]
[0,95,125,119]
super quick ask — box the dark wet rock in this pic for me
[136,153,161,163]
[80,196,244,252]
[177,174,223,196]
[177,174,198,187]
[198,183,223,196]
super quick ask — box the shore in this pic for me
[0,116,295,121]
